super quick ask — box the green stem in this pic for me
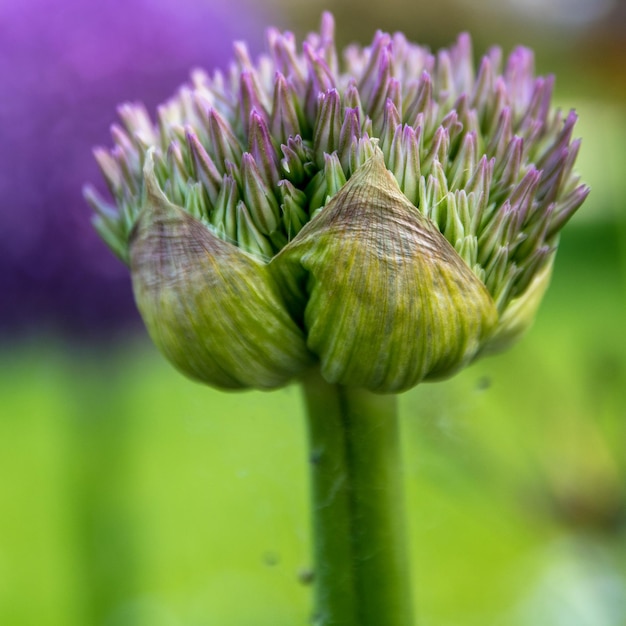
[301,370,414,626]
[301,369,359,625]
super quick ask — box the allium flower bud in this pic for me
[86,13,589,391]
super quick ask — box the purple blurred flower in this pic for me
[0,0,268,338]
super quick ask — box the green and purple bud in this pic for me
[85,13,589,392]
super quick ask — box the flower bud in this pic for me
[87,13,589,392]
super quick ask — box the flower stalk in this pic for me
[302,369,413,626]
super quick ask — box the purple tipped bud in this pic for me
[303,42,336,122]
[207,108,243,171]
[313,89,342,163]
[509,168,542,226]
[270,73,304,145]
[547,184,590,239]
[239,71,269,134]
[504,46,536,116]
[421,126,449,175]
[240,152,281,234]
[186,128,222,205]
[379,99,402,157]
[405,72,433,129]
[471,56,495,113]
[493,136,524,192]
[248,110,280,188]
[486,107,513,160]
[338,107,362,171]
[388,125,421,205]
[449,132,478,190]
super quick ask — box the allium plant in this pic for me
[86,13,589,625]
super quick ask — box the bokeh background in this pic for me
[1,0,625,624]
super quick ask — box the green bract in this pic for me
[274,151,497,391]
[130,151,312,389]
[85,13,589,392]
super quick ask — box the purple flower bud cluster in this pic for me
[89,13,588,316]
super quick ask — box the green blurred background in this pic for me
[2,0,625,624]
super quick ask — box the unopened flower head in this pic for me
[86,13,589,392]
